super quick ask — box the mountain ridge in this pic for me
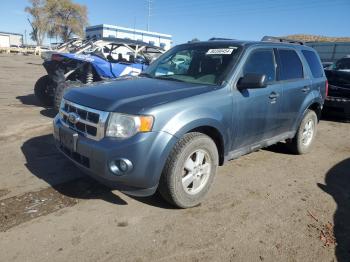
[282,34,350,42]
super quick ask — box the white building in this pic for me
[86,24,172,50]
[0,31,23,48]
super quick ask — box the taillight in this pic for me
[325,80,328,97]
[51,54,63,62]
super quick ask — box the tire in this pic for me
[34,75,54,106]
[287,109,318,154]
[158,132,219,208]
[54,81,83,112]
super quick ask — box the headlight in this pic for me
[106,113,154,138]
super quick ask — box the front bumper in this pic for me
[324,96,350,117]
[53,115,177,196]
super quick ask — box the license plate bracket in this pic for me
[59,128,78,152]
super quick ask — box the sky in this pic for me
[1,0,350,45]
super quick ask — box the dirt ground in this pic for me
[0,54,349,262]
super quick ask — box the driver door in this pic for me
[232,48,284,150]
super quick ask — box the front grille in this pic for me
[326,96,350,102]
[328,85,350,99]
[59,144,90,168]
[59,99,109,140]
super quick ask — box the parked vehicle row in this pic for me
[53,37,327,208]
[324,56,350,119]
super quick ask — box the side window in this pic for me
[335,58,350,70]
[278,49,304,80]
[302,50,323,78]
[243,49,276,82]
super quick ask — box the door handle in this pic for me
[269,92,279,99]
[302,86,311,93]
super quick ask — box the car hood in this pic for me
[64,77,216,113]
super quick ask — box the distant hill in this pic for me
[282,34,350,42]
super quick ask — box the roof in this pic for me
[98,37,164,50]
[86,24,172,38]
[181,39,315,50]
[0,31,23,36]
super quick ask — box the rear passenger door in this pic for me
[276,48,312,132]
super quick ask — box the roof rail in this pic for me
[261,36,304,45]
[208,37,235,41]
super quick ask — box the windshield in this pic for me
[142,44,242,85]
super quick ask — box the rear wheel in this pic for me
[287,109,318,154]
[158,132,218,208]
[34,75,54,106]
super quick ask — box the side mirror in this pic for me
[237,73,267,90]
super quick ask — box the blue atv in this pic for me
[34,38,164,111]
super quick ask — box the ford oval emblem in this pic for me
[68,112,80,124]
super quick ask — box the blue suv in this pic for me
[53,38,327,208]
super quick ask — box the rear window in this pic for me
[278,49,304,80]
[302,50,324,78]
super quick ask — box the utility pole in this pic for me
[147,0,152,31]
[133,16,136,40]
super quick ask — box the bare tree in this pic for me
[25,0,48,46]
[46,0,88,42]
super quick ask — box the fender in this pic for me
[292,90,324,131]
[160,107,230,155]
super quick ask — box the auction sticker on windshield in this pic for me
[206,48,236,55]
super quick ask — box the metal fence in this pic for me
[306,42,350,63]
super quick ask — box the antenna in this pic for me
[147,0,152,31]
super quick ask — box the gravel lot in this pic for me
[0,54,349,262]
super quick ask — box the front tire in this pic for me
[288,109,318,154]
[34,75,54,106]
[158,132,219,208]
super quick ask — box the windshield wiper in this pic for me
[154,75,186,82]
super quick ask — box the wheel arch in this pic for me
[293,94,324,131]
[308,102,322,121]
[172,120,227,166]
[187,126,225,166]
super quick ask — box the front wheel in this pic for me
[34,75,54,106]
[287,109,318,154]
[158,132,219,208]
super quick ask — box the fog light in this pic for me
[119,160,128,172]
[109,158,133,176]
